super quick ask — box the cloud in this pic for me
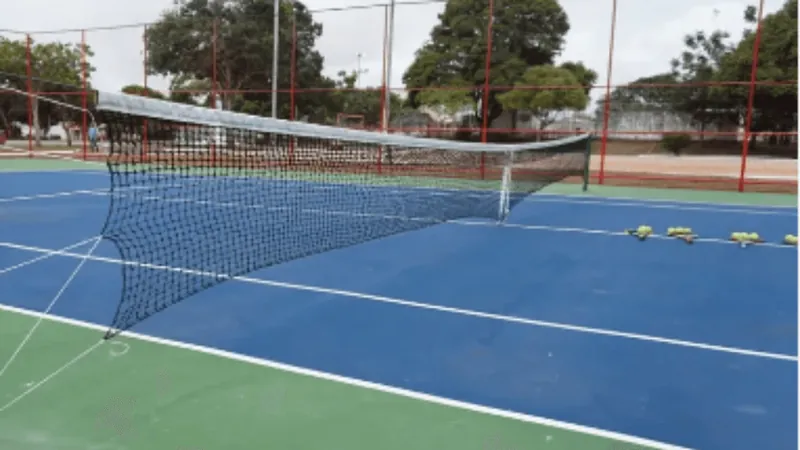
[1,0,783,95]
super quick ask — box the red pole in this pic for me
[598,0,618,185]
[25,34,34,157]
[737,0,765,193]
[211,18,218,166]
[290,16,297,122]
[81,30,88,161]
[143,25,149,162]
[288,14,297,166]
[479,0,495,179]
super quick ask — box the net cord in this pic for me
[0,85,99,132]
[96,91,591,154]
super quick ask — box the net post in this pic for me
[582,135,592,192]
[497,150,513,223]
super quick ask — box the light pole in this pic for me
[383,0,396,132]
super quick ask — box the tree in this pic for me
[559,61,598,96]
[0,38,27,134]
[146,0,334,121]
[497,65,588,137]
[669,30,735,139]
[403,0,571,130]
[121,84,166,99]
[329,70,403,127]
[0,37,94,146]
[715,0,797,139]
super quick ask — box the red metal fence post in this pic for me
[81,29,88,160]
[143,24,150,162]
[479,0,496,179]
[598,0,618,185]
[737,0,766,193]
[25,34,34,157]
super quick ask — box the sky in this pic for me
[0,0,783,99]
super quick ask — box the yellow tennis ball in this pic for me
[748,233,760,241]
[731,232,743,240]
[667,227,676,235]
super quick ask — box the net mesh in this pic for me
[97,93,591,336]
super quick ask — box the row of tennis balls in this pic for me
[630,226,695,236]
[730,232,798,245]
[628,226,798,246]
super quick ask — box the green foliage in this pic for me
[403,0,571,127]
[669,29,735,134]
[660,134,692,155]
[146,0,334,121]
[328,70,403,127]
[121,84,166,99]
[497,65,588,131]
[714,0,797,134]
[598,0,796,152]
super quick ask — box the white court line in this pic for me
[0,185,180,204]
[0,339,105,413]
[454,220,795,250]
[3,168,795,212]
[80,188,796,250]
[0,240,795,362]
[534,192,797,210]
[525,195,796,216]
[0,303,692,450]
[0,187,110,203]
[3,184,794,250]
[0,236,101,276]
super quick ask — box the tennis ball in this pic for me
[784,234,797,245]
[748,233,760,241]
[667,227,676,236]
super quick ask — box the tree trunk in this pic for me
[62,121,73,147]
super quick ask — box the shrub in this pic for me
[661,134,692,155]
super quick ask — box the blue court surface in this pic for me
[0,168,797,450]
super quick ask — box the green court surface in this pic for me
[0,159,796,450]
[0,307,658,450]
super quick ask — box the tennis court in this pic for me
[0,159,797,450]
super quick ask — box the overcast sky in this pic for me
[1,0,782,99]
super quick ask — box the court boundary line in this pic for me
[0,236,100,277]
[1,169,795,211]
[455,220,794,249]
[0,240,795,362]
[0,303,693,450]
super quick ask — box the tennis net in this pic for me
[97,92,591,336]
